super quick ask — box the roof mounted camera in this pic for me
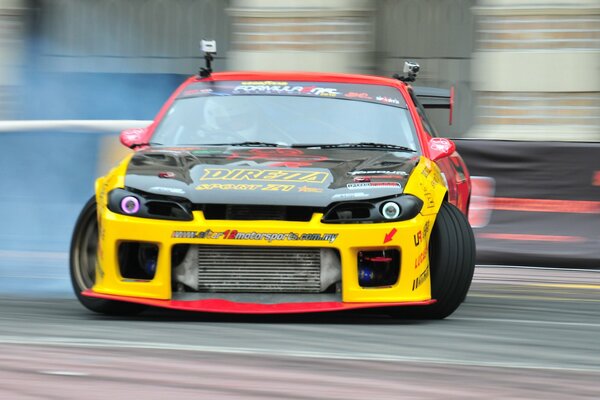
[393,61,420,83]
[199,39,217,78]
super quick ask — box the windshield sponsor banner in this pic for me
[178,81,407,108]
[235,83,341,97]
[172,229,338,243]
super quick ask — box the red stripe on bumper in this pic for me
[83,290,435,314]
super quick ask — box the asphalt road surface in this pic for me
[1,266,599,399]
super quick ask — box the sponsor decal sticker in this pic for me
[347,182,402,190]
[199,168,330,183]
[425,192,435,208]
[171,229,338,243]
[332,192,369,200]
[349,170,408,176]
[413,230,422,246]
[376,96,401,105]
[421,166,431,178]
[344,92,372,100]
[430,173,442,188]
[414,220,431,247]
[261,184,296,192]
[196,183,295,192]
[430,138,452,154]
[384,228,397,244]
[298,185,323,193]
[177,82,406,107]
[423,220,431,239]
[234,84,341,97]
[353,177,371,183]
[412,265,429,291]
[414,248,427,269]
[181,88,212,97]
[197,184,262,191]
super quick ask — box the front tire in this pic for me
[392,202,476,319]
[427,201,476,318]
[70,196,146,315]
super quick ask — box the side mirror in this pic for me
[428,137,456,161]
[120,127,148,149]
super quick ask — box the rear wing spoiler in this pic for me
[413,86,455,125]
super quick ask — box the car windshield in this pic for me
[151,81,419,151]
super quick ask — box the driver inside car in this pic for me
[202,97,259,142]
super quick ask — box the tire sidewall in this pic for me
[69,196,145,315]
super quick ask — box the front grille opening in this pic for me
[202,204,315,221]
[146,200,192,221]
[197,246,321,293]
[118,242,158,280]
[322,203,374,223]
[357,250,400,288]
[172,245,341,293]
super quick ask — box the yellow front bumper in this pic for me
[94,209,435,304]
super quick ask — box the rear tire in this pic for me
[70,197,146,315]
[391,202,475,319]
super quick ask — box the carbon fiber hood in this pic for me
[124,147,419,207]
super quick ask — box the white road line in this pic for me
[451,317,600,328]
[476,264,600,273]
[0,335,598,373]
[0,275,68,280]
[39,370,89,377]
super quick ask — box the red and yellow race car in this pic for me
[70,57,474,319]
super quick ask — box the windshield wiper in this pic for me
[293,142,417,152]
[204,141,284,147]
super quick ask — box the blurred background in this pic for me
[0,0,599,294]
[0,0,598,136]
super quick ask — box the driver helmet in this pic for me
[203,97,257,139]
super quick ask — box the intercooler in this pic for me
[174,245,341,293]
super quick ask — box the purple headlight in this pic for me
[120,196,140,214]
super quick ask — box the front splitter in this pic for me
[83,290,436,314]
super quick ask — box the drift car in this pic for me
[70,52,475,319]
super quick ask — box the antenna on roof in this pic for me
[199,40,217,78]
[393,61,420,83]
